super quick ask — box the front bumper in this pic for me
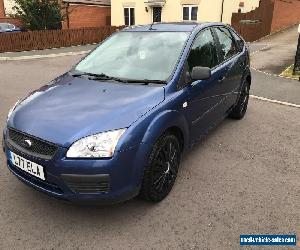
[2,131,148,204]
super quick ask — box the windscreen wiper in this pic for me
[125,79,166,85]
[70,71,128,83]
[70,71,166,85]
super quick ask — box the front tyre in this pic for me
[228,81,250,119]
[139,133,181,202]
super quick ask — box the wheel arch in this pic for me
[141,110,189,152]
[164,126,185,152]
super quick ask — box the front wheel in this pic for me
[139,133,181,202]
[228,81,250,119]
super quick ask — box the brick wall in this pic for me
[0,17,22,26]
[271,0,300,32]
[0,0,4,17]
[64,5,111,29]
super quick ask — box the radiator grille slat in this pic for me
[64,181,110,194]
[7,128,58,159]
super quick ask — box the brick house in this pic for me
[63,0,111,29]
[111,0,260,26]
[0,0,22,26]
[0,0,4,17]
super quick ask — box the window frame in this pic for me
[211,26,241,65]
[177,27,221,90]
[229,27,245,53]
[182,5,198,21]
[188,28,221,71]
[124,7,135,26]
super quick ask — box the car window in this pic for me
[0,23,12,29]
[187,29,219,71]
[75,31,190,81]
[231,30,244,52]
[214,27,238,62]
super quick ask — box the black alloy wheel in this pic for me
[229,81,250,119]
[139,133,181,202]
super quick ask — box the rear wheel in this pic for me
[228,81,250,119]
[139,133,181,202]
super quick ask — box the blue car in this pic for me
[3,22,251,203]
[0,23,22,33]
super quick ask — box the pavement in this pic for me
[250,24,299,75]
[0,49,300,250]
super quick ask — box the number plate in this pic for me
[9,151,45,180]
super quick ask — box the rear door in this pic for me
[212,26,245,111]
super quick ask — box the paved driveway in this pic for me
[251,69,300,105]
[250,25,299,74]
[0,56,299,250]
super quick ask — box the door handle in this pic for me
[218,76,226,83]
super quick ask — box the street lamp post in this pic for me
[293,24,300,75]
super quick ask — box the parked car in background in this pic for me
[3,22,251,204]
[0,23,22,33]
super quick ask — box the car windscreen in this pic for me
[75,31,190,82]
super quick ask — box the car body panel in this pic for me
[8,75,165,148]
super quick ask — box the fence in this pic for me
[0,26,120,53]
[231,0,274,42]
[232,0,300,42]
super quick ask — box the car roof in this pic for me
[122,22,225,32]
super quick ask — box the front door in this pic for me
[183,28,223,142]
[153,7,162,22]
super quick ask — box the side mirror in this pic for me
[191,66,211,81]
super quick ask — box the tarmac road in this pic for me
[0,56,299,250]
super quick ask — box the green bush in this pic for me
[12,0,63,30]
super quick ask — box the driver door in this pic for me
[183,28,225,143]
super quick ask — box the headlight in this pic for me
[7,100,20,121]
[66,129,126,158]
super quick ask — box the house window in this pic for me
[124,7,135,26]
[182,5,198,21]
[152,7,162,22]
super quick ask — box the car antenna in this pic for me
[149,19,155,30]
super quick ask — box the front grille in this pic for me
[65,181,110,194]
[62,174,110,194]
[7,128,58,159]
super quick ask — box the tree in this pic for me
[12,0,63,30]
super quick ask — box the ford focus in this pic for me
[3,23,251,203]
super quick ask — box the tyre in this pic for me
[139,133,181,202]
[228,81,250,119]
